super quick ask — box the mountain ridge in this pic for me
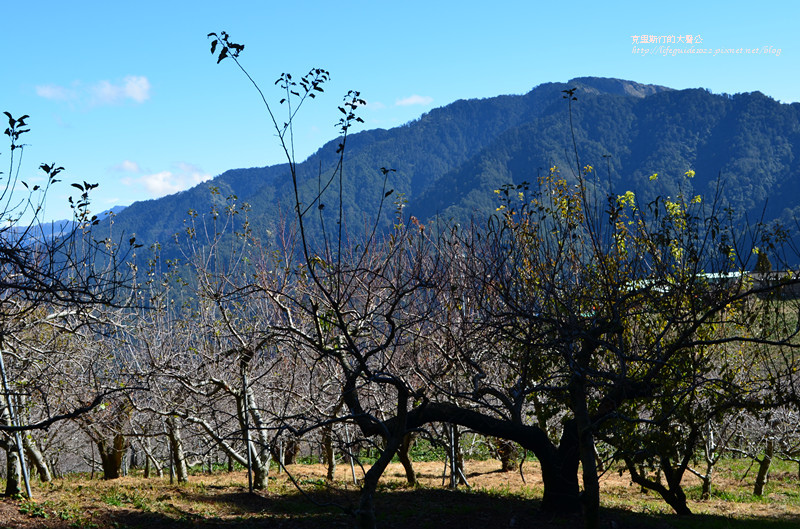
[97,77,800,259]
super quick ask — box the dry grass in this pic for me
[1,459,799,528]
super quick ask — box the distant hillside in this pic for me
[416,83,800,227]
[96,77,800,261]
[13,205,128,241]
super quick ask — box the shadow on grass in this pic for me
[131,487,565,529]
[27,486,800,529]
[648,512,800,529]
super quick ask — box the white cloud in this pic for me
[366,101,386,110]
[140,171,182,196]
[176,162,213,186]
[395,94,433,106]
[91,76,151,105]
[35,84,74,101]
[122,76,150,103]
[35,76,151,106]
[119,161,211,198]
[91,80,118,105]
[113,160,141,173]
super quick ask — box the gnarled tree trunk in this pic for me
[23,436,52,483]
[625,457,692,515]
[398,433,416,485]
[166,416,189,483]
[322,427,336,481]
[356,433,403,529]
[97,433,127,480]
[282,437,299,466]
[753,437,774,496]
[414,401,581,513]
[2,440,22,496]
[495,438,517,472]
[570,376,600,529]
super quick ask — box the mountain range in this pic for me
[97,77,800,261]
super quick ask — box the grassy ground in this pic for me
[1,459,799,528]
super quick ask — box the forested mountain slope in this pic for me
[98,77,800,259]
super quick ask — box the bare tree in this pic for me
[1,112,136,453]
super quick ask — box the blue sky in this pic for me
[3,0,798,221]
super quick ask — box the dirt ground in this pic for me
[1,459,799,528]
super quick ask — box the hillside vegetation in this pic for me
[99,77,800,260]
